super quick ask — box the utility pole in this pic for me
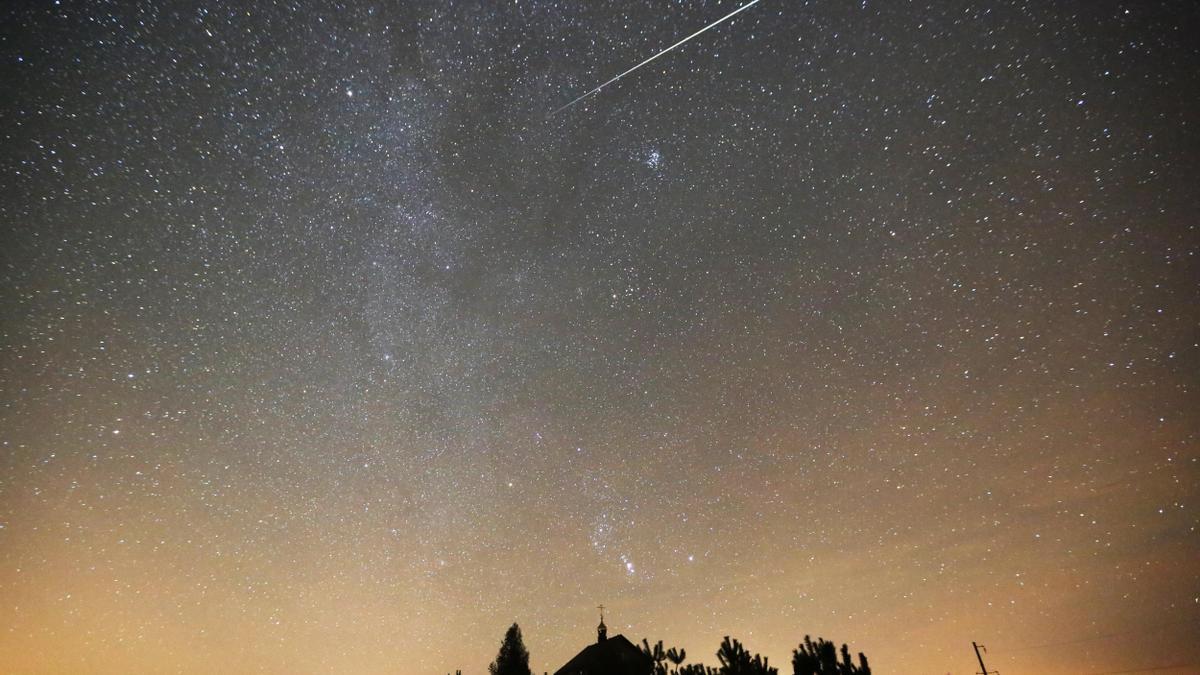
[972,642,997,675]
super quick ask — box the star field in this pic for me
[1,1,1198,673]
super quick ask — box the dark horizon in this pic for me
[1,0,1198,673]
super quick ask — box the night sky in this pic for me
[2,1,1198,674]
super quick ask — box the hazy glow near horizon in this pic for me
[1,1,1196,674]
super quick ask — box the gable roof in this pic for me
[553,634,654,675]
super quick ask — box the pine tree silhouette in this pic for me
[642,638,669,675]
[641,638,693,675]
[716,636,777,675]
[635,634,864,675]
[790,635,870,675]
[489,623,533,675]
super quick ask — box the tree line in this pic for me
[471,623,871,675]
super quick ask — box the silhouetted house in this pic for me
[553,615,653,675]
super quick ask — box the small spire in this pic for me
[597,604,607,642]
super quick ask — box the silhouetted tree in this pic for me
[639,636,783,675]
[642,638,669,675]
[791,635,870,675]
[489,623,532,675]
[716,636,777,675]
[642,638,691,675]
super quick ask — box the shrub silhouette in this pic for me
[791,635,870,675]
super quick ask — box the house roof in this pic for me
[553,634,654,675]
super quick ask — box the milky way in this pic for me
[1,2,1197,674]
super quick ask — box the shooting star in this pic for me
[550,0,766,116]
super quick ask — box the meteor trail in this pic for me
[550,0,766,116]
